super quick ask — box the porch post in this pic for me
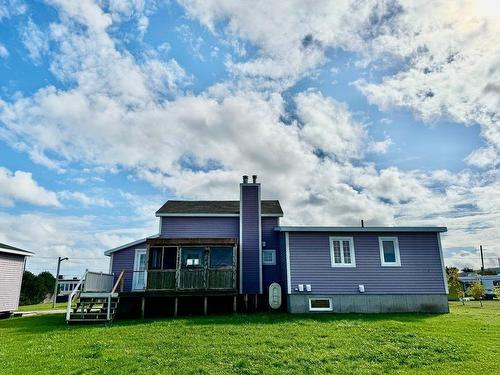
[233,295,237,313]
[204,296,208,315]
[141,296,145,318]
[174,297,178,317]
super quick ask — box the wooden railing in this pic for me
[147,268,236,291]
[66,270,87,321]
[111,270,125,293]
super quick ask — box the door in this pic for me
[133,249,147,291]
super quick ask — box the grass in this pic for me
[1,301,498,374]
[17,302,67,311]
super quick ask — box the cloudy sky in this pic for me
[0,0,499,276]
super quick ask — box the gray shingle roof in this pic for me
[156,200,283,216]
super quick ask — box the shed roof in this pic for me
[275,226,447,233]
[156,200,283,216]
[0,242,34,256]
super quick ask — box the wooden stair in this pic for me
[68,295,119,323]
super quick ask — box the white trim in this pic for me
[156,213,283,217]
[108,253,113,273]
[308,298,332,312]
[262,249,276,265]
[275,226,447,233]
[0,247,33,257]
[239,186,243,293]
[285,232,291,294]
[132,248,147,291]
[104,235,158,256]
[329,236,356,268]
[437,233,449,294]
[258,184,262,294]
[378,236,401,267]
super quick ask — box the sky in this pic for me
[0,0,499,276]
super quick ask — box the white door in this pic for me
[133,249,147,291]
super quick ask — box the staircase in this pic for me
[66,270,124,324]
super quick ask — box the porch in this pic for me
[143,238,238,293]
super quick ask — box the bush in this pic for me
[467,281,485,307]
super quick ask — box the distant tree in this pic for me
[467,281,485,307]
[457,289,465,305]
[19,271,56,306]
[494,286,500,300]
[461,267,474,273]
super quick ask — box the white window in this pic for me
[262,249,276,265]
[329,237,356,267]
[379,237,401,266]
[309,298,332,312]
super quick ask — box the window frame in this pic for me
[308,298,333,312]
[262,249,276,265]
[329,236,356,268]
[378,236,401,267]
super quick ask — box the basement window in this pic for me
[309,298,332,312]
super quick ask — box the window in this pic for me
[262,249,276,265]
[210,247,233,268]
[379,237,401,266]
[148,247,162,269]
[181,247,205,268]
[309,298,332,312]
[329,237,355,267]
[162,247,178,270]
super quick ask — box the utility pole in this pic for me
[52,256,68,308]
[479,245,484,275]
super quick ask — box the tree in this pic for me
[19,271,56,306]
[446,267,461,300]
[467,281,485,307]
[461,267,474,273]
[494,286,500,300]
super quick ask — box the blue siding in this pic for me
[288,232,446,294]
[161,217,239,238]
[110,241,147,292]
[262,217,283,291]
[241,184,261,293]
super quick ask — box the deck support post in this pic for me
[233,295,237,313]
[141,296,145,319]
[204,296,208,315]
[254,294,258,311]
[244,294,248,311]
[174,297,178,317]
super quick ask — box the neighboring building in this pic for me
[0,243,33,317]
[98,175,449,318]
[459,274,500,299]
[56,276,85,302]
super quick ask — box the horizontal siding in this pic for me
[289,232,445,295]
[161,217,239,238]
[111,241,147,292]
[0,253,25,312]
[262,217,283,290]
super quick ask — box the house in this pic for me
[56,275,85,302]
[459,274,500,299]
[95,175,448,320]
[0,243,33,318]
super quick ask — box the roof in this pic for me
[0,242,34,257]
[274,226,447,233]
[156,200,283,217]
[104,235,158,256]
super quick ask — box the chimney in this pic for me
[240,174,262,294]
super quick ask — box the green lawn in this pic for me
[1,301,498,374]
[17,302,67,311]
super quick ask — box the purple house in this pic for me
[102,175,448,317]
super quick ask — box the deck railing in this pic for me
[147,268,236,291]
[83,271,114,292]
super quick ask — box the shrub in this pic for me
[467,281,485,307]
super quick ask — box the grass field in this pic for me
[1,301,498,374]
[17,302,67,311]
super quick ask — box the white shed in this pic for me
[0,243,33,317]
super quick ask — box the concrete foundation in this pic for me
[288,294,449,314]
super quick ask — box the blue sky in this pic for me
[0,0,498,275]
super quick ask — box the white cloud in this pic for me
[20,18,49,64]
[58,191,113,208]
[0,0,26,21]
[0,43,9,58]
[0,167,61,207]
